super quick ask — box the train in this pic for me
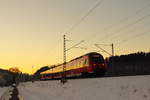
[40,52,107,80]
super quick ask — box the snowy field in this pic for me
[18,75,150,100]
[0,87,9,97]
[0,86,12,100]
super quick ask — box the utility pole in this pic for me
[95,43,115,75]
[61,35,67,84]
[95,43,114,57]
[111,43,114,57]
[111,43,114,76]
[61,35,85,84]
[32,65,34,82]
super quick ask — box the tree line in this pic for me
[0,67,31,86]
[105,52,150,76]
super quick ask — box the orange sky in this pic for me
[0,0,150,74]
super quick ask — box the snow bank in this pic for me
[0,87,9,97]
[0,87,13,100]
[18,75,150,100]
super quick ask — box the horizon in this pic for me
[1,51,149,74]
[0,0,150,74]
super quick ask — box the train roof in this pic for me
[84,52,102,56]
[40,52,103,74]
[49,52,102,68]
[69,52,102,61]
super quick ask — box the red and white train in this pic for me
[40,52,107,80]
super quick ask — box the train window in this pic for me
[92,55,100,57]
[91,55,104,63]
[81,59,85,67]
[78,61,80,68]
[84,60,87,65]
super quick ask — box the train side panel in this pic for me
[40,52,106,80]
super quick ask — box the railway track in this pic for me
[9,84,19,100]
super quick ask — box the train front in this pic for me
[88,52,107,76]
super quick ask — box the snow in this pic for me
[18,75,150,100]
[0,87,12,100]
[0,88,5,97]
[0,87,9,97]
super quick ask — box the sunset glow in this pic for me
[0,0,150,74]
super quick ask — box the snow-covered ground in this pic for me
[18,75,150,100]
[0,87,9,97]
[0,86,12,100]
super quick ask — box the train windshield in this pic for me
[90,55,104,63]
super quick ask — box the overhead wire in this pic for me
[65,0,105,35]
[61,0,106,55]
[87,2,150,56]
[103,2,150,31]
[107,13,150,41]
[118,29,150,45]
[86,2,150,43]
[56,0,105,56]
[57,0,150,57]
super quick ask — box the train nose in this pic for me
[92,63,106,72]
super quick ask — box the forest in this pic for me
[106,52,150,76]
